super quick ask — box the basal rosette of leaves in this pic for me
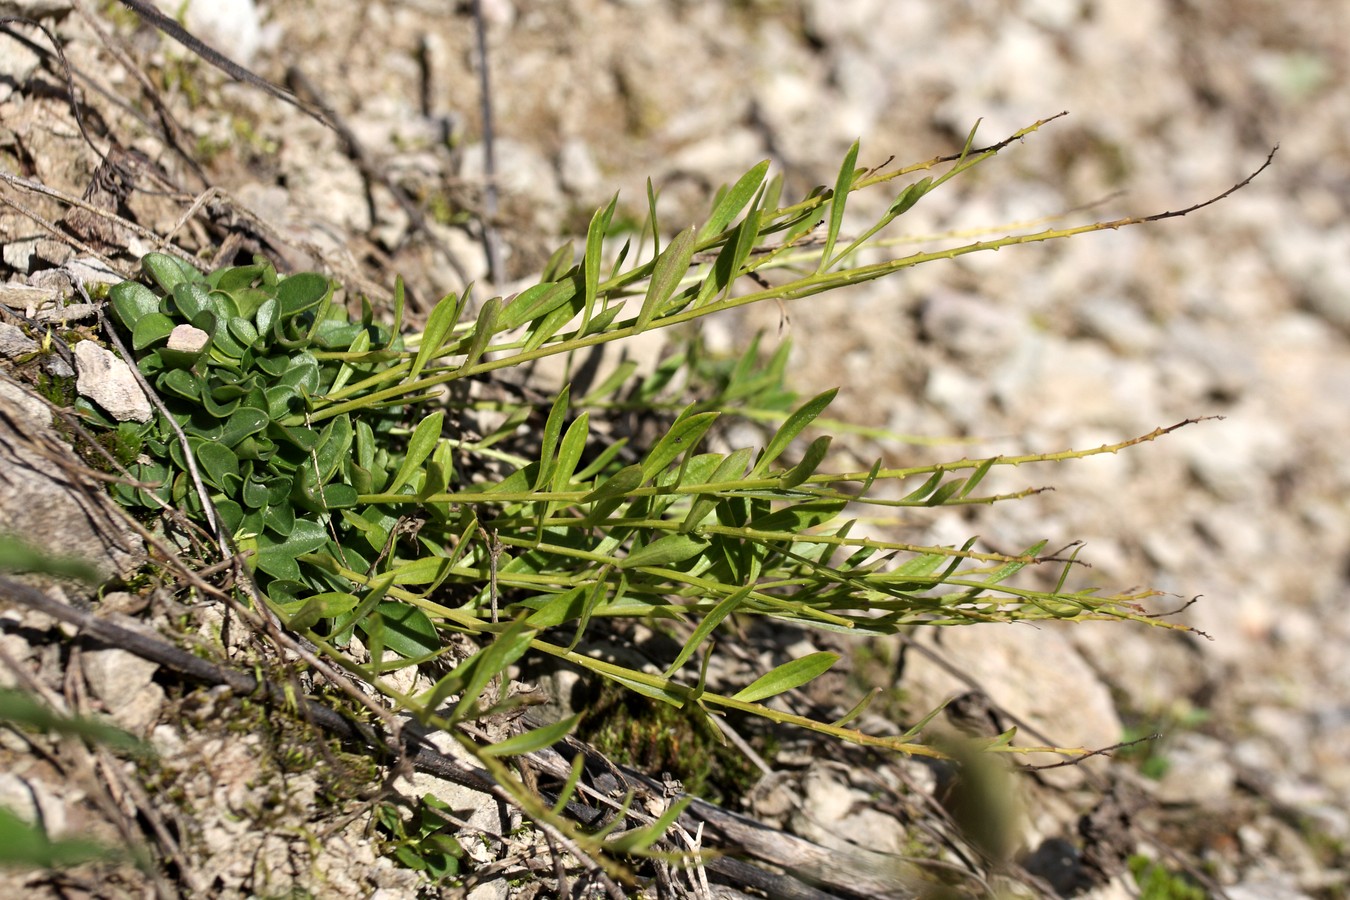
[100,253,448,655]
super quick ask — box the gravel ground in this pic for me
[2,0,1349,896]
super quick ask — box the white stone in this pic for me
[172,0,263,66]
[901,625,1122,789]
[1155,733,1237,808]
[0,26,40,104]
[167,324,211,353]
[82,647,160,711]
[74,341,153,423]
[0,379,48,426]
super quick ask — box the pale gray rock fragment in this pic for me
[74,340,152,423]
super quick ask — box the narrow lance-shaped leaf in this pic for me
[727,186,765,276]
[699,159,770,241]
[832,688,880,729]
[605,797,694,854]
[903,470,944,502]
[461,295,501,371]
[926,478,965,507]
[410,286,466,381]
[897,697,957,742]
[984,540,1048,587]
[452,619,537,721]
[680,447,753,533]
[541,239,575,283]
[779,435,832,489]
[957,456,996,499]
[389,275,405,345]
[636,226,697,331]
[817,140,860,272]
[516,279,581,336]
[534,385,571,490]
[641,410,720,482]
[752,388,837,477]
[833,175,936,263]
[479,714,580,758]
[385,411,444,495]
[761,172,783,223]
[645,177,661,259]
[889,176,934,217]
[567,574,609,652]
[581,195,616,333]
[696,182,766,307]
[522,288,583,351]
[550,412,589,495]
[664,583,755,677]
[733,651,840,703]
[329,571,396,643]
[618,532,709,570]
[551,754,588,816]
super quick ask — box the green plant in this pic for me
[577,680,766,803]
[1118,705,1212,781]
[376,794,466,883]
[1129,855,1207,900]
[87,118,1260,875]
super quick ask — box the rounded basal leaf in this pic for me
[159,368,203,402]
[188,309,218,340]
[204,288,239,320]
[255,354,289,377]
[234,434,274,461]
[133,349,166,379]
[199,387,239,418]
[131,312,177,351]
[321,483,359,509]
[264,476,292,506]
[255,296,279,336]
[264,579,309,606]
[241,474,271,509]
[278,354,320,394]
[254,520,329,581]
[349,462,373,495]
[313,319,363,349]
[194,441,238,488]
[263,502,296,537]
[109,281,161,330]
[268,422,320,452]
[277,591,359,632]
[276,272,330,316]
[202,312,246,359]
[228,316,260,348]
[265,384,302,419]
[214,498,244,533]
[357,601,440,659]
[142,252,198,294]
[209,263,266,292]
[313,415,353,482]
[218,407,269,447]
[128,460,170,507]
[227,286,270,320]
[171,282,212,320]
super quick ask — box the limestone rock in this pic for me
[74,340,152,423]
[0,380,142,582]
